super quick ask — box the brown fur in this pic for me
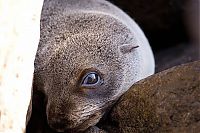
[27,0,155,132]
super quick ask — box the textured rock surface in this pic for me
[99,61,200,133]
[0,0,43,132]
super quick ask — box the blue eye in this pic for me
[81,72,102,87]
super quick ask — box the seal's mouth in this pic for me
[73,111,103,132]
[49,110,103,132]
[48,100,116,132]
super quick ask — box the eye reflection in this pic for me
[81,72,102,87]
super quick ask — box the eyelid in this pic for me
[79,68,103,80]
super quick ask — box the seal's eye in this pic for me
[81,72,102,87]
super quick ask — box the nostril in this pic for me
[48,116,79,132]
[50,121,66,132]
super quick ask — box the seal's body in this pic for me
[27,0,155,132]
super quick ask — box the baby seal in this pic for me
[27,0,155,132]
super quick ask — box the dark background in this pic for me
[108,0,199,72]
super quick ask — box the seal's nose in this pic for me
[47,104,78,131]
[48,116,80,132]
[49,121,66,132]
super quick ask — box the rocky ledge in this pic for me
[99,61,200,133]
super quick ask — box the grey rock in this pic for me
[99,61,200,133]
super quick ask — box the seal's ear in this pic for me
[119,44,139,54]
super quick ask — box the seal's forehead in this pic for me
[40,12,134,47]
[59,32,120,63]
[36,13,135,69]
[36,31,123,71]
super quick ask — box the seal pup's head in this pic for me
[34,0,154,132]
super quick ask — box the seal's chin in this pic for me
[74,111,103,132]
[49,111,103,132]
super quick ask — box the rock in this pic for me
[99,61,200,133]
[0,0,43,132]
